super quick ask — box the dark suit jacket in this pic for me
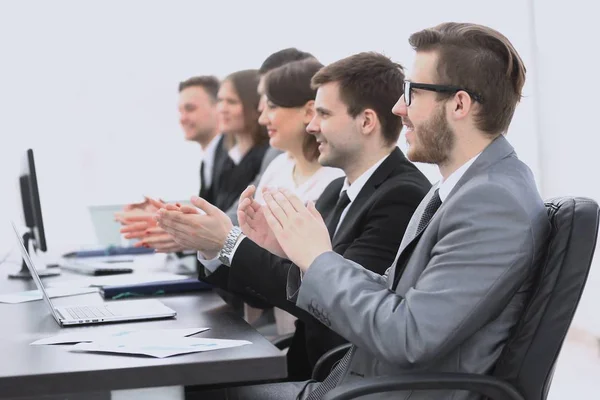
[200,147,431,379]
[197,138,269,307]
[211,143,270,213]
[199,135,229,205]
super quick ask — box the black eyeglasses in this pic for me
[403,81,484,106]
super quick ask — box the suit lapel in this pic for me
[316,179,344,217]
[331,149,404,247]
[387,135,517,289]
[387,185,438,288]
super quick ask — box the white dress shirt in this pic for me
[437,152,481,202]
[254,153,344,206]
[228,144,243,165]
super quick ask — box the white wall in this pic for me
[533,0,600,334]
[0,0,539,255]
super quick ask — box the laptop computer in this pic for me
[11,222,177,326]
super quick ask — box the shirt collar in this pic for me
[202,134,222,162]
[228,144,243,165]
[438,152,481,202]
[341,152,391,202]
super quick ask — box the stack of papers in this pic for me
[0,287,99,304]
[31,327,251,358]
[71,337,252,358]
[31,327,209,345]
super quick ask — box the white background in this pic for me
[0,0,597,335]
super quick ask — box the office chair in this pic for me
[316,197,599,400]
[272,332,295,350]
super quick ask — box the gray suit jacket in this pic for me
[291,136,550,399]
[224,146,282,224]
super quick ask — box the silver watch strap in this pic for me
[219,226,243,266]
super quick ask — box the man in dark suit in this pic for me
[155,52,431,380]
[116,75,223,252]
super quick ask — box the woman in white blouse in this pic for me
[250,58,344,334]
[255,58,344,206]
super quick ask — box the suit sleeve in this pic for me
[226,239,316,320]
[198,256,274,310]
[296,184,540,367]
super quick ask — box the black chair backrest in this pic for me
[492,197,599,399]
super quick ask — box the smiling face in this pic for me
[216,80,246,135]
[178,86,218,144]
[259,98,313,153]
[306,82,363,170]
[392,51,455,165]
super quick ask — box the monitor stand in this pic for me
[8,232,61,279]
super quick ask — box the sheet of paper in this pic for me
[70,337,251,358]
[31,327,210,345]
[46,273,188,289]
[0,287,99,304]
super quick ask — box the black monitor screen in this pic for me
[19,149,47,252]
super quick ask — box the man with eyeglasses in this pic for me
[162,22,551,400]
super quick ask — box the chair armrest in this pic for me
[322,372,524,400]
[312,343,352,381]
[271,333,294,350]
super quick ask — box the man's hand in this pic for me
[119,214,156,240]
[155,196,233,259]
[262,188,332,272]
[132,226,186,253]
[115,197,167,224]
[237,186,287,258]
[118,198,188,253]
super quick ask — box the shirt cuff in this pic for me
[197,252,221,273]
[195,234,247,271]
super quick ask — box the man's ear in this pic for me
[360,109,378,135]
[450,91,474,121]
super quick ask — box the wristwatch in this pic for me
[218,226,244,266]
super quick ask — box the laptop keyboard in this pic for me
[66,305,117,320]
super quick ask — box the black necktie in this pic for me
[199,161,207,198]
[416,189,442,237]
[325,191,350,240]
[390,189,442,291]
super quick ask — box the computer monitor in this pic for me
[9,149,60,279]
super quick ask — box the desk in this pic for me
[0,269,287,399]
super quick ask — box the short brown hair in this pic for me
[178,75,220,102]
[265,58,323,162]
[409,22,526,136]
[311,52,405,145]
[224,69,268,147]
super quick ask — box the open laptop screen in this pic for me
[11,221,62,324]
